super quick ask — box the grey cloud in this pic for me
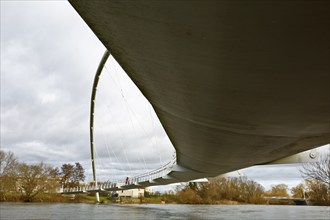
[1,2,103,165]
[1,1,175,183]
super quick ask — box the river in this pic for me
[0,203,329,220]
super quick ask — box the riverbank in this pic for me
[0,193,242,205]
[0,193,99,204]
[0,193,310,206]
[0,193,177,204]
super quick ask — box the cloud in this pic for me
[1,1,174,183]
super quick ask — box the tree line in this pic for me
[171,177,328,206]
[0,150,85,202]
[1,149,329,205]
[174,150,329,206]
[175,177,265,204]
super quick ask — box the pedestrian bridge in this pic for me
[64,1,329,193]
[61,149,319,194]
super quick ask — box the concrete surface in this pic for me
[69,1,329,178]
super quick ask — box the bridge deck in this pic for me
[68,1,329,183]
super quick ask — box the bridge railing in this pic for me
[61,155,177,193]
[128,155,177,184]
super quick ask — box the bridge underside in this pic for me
[69,1,329,179]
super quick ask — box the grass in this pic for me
[0,192,109,204]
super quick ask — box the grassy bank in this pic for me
[1,193,299,206]
[0,192,107,204]
[0,192,254,205]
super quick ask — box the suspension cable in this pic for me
[104,64,161,166]
[104,64,150,172]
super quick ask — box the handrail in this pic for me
[61,155,177,193]
[130,155,176,183]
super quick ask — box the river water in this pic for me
[0,203,329,220]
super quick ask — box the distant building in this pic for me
[144,187,152,194]
[117,188,144,198]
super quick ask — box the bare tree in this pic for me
[176,187,203,204]
[300,150,330,186]
[299,150,330,205]
[17,162,59,202]
[188,176,265,204]
[240,178,265,204]
[267,184,289,197]
[73,162,85,183]
[291,183,306,198]
[0,150,18,176]
[60,163,74,187]
[60,162,85,187]
[0,150,19,200]
[305,179,329,206]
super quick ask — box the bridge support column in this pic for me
[90,50,110,204]
[95,192,100,203]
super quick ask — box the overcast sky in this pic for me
[1,1,328,192]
